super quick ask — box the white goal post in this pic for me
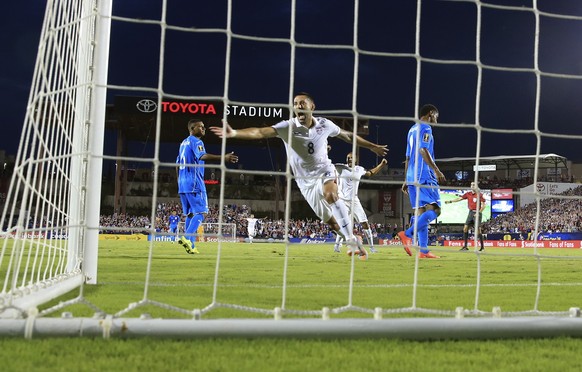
[0,0,111,318]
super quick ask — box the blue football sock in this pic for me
[186,214,204,245]
[416,210,437,253]
[418,228,429,254]
[185,216,192,233]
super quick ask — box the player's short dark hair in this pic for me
[294,92,315,103]
[188,118,203,130]
[419,104,438,118]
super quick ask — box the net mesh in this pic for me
[0,0,100,316]
[1,0,582,336]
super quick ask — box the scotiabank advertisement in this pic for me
[442,240,582,249]
[378,239,582,249]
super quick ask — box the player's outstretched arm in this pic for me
[201,152,239,164]
[364,158,388,178]
[445,196,463,204]
[209,122,277,140]
[336,129,388,158]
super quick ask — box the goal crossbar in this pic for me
[1,316,582,340]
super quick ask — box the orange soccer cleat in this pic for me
[347,237,368,261]
[355,246,368,261]
[419,251,440,259]
[397,231,413,256]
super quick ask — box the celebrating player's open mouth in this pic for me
[296,111,307,123]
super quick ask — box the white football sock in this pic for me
[364,228,374,247]
[330,201,352,240]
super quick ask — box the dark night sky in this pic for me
[2,0,582,173]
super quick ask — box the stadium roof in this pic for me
[436,153,568,171]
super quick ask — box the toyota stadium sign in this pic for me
[116,96,288,120]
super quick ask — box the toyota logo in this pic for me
[136,99,158,113]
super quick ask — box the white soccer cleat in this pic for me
[356,246,368,261]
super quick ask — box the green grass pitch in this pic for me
[43,240,582,318]
[2,239,582,371]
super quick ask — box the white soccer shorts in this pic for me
[295,164,337,223]
[342,198,368,224]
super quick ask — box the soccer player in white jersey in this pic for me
[246,214,259,243]
[210,92,387,260]
[334,152,387,253]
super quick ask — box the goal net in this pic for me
[1,0,582,339]
[0,0,110,319]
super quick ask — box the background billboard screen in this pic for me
[436,189,492,224]
[492,188,514,199]
[491,199,515,213]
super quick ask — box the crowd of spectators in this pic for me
[99,214,153,234]
[100,201,182,234]
[441,176,533,190]
[99,184,582,238]
[99,202,389,239]
[441,174,577,191]
[483,185,582,234]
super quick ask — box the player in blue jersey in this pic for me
[168,210,180,243]
[397,104,446,259]
[176,119,238,254]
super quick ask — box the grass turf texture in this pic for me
[1,337,582,371]
[4,239,582,318]
[2,239,582,370]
